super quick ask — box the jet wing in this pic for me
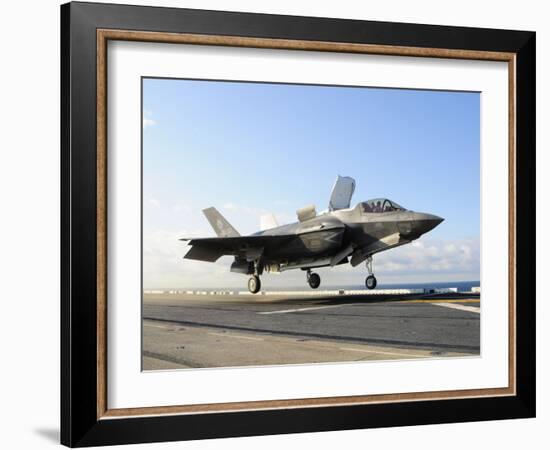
[181,235,294,262]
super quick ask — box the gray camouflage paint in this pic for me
[183,202,443,275]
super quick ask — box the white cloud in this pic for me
[171,204,192,214]
[143,228,220,288]
[145,197,160,209]
[143,118,156,128]
[373,237,480,276]
[222,202,237,211]
[143,110,156,129]
[143,229,479,289]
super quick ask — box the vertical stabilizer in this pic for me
[260,213,279,231]
[202,207,240,237]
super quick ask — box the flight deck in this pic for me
[142,289,480,370]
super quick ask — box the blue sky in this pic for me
[142,78,480,289]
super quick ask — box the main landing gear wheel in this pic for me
[248,275,261,294]
[365,274,377,290]
[307,272,321,289]
[365,255,377,290]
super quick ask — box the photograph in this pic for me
[141,77,481,370]
[56,1,536,446]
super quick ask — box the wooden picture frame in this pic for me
[61,1,535,446]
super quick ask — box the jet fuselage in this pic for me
[247,202,443,273]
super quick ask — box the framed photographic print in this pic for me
[60,1,536,447]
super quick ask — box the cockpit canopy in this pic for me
[359,198,406,213]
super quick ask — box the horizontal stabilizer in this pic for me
[184,245,224,262]
[182,234,294,260]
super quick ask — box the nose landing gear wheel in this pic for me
[366,275,377,290]
[307,272,321,289]
[248,275,261,294]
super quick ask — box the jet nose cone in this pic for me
[413,213,444,235]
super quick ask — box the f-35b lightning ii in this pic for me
[181,176,443,294]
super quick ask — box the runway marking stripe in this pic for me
[258,299,479,314]
[209,332,264,341]
[339,347,429,358]
[258,304,348,315]
[144,323,169,329]
[432,302,481,314]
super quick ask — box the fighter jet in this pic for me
[181,176,443,294]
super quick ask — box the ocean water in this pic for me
[257,281,480,293]
[350,280,480,293]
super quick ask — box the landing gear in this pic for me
[365,255,377,290]
[247,260,263,294]
[307,270,321,289]
[366,275,377,290]
[248,275,261,294]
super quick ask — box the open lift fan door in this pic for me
[329,175,356,211]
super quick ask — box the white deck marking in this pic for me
[144,323,169,329]
[209,332,264,341]
[339,347,429,358]
[258,304,348,315]
[432,302,481,314]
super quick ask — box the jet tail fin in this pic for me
[260,213,279,231]
[202,207,240,237]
